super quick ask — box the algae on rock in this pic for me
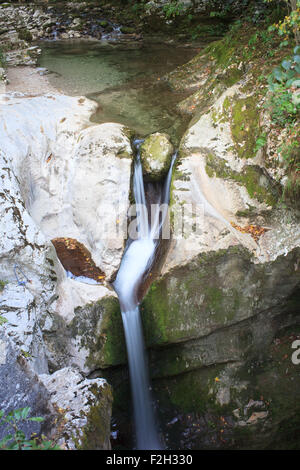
[140,132,174,182]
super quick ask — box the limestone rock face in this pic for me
[0,330,113,450]
[0,94,133,281]
[0,93,132,377]
[165,85,300,276]
[136,79,300,450]
[0,93,129,447]
[140,132,174,181]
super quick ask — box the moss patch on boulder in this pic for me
[141,247,300,348]
[230,95,260,159]
[71,296,126,370]
[76,382,113,450]
[140,132,174,182]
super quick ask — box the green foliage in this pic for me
[268,86,299,126]
[0,407,61,450]
[0,315,8,325]
[266,46,300,203]
[267,46,300,126]
[265,0,300,45]
[162,1,185,19]
[255,133,267,152]
[17,28,32,42]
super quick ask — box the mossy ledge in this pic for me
[205,152,279,206]
[141,246,300,348]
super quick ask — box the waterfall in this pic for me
[113,141,176,450]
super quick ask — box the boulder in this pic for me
[140,132,174,181]
[39,367,113,450]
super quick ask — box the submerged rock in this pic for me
[140,132,174,181]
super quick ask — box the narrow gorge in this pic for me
[0,0,299,451]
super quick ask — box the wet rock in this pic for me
[120,26,136,34]
[51,238,105,283]
[140,132,174,181]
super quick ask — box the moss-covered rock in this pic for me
[141,246,300,347]
[205,153,278,206]
[17,28,32,43]
[145,289,300,450]
[230,95,260,159]
[71,296,126,370]
[140,133,174,182]
[76,382,113,450]
[40,367,113,450]
[120,26,136,34]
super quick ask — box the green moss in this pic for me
[98,297,127,367]
[205,153,277,206]
[223,95,231,115]
[141,281,174,345]
[0,315,8,325]
[120,26,135,34]
[116,150,132,159]
[141,247,257,347]
[222,67,243,87]
[205,39,236,68]
[17,28,32,42]
[154,365,233,415]
[71,296,127,369]
[76,383,113,450]
[231,95,260,159]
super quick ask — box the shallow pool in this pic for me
[38,40,199,141]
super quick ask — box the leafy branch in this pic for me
[0,407,61,450]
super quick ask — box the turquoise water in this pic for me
[38,40,198,141]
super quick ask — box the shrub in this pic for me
[0,407,61,450]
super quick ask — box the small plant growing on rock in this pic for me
[17,28,32,43]
[0,407,60,450]
[162,1,185,19]
[266,46,300,204]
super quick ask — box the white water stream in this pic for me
[113,141,176,449]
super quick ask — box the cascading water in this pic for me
[113,140,176,450]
